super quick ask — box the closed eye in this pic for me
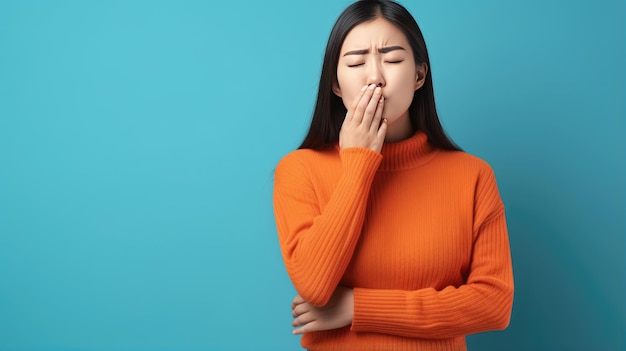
[386,60,404,64]
[348,63,365,67]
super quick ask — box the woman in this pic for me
[273,1,513,350]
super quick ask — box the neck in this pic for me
[384,113,413,143]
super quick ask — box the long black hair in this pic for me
[299,0,461,151]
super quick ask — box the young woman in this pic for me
[273,1,513,350]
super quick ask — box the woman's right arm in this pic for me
[274,148,380,307]
[273,84,386,307]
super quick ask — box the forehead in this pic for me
[340,17,410,52]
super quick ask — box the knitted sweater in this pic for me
[273,131,514,351]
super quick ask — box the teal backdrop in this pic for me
[0,0,623,350]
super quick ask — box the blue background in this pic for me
[0,0,623,350]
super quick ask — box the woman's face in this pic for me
[333,18,424,127]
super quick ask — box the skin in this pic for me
[334,17,428,144]
[291,17,429,335]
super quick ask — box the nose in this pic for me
[366,61,385,88]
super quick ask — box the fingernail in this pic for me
[361,85,367,92]
[368,84,375,90]
[375,87,381,93]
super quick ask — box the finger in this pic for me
[345,85,368,123]
[291,295,305,310]
[361,86,382,128]
[350,85,369,111]
[352,84,376,124]
[370,95,384,133]
[293,321,320,335]
[291,311,317,327]
[292,302,311,318]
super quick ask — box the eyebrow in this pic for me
[343,46,406,56]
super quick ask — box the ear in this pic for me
[414,63,428,91]
[332,81,342,97]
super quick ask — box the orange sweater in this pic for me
[273,131,513,351]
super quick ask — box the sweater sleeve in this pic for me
[273,148,382,307]
[351,165,514,338]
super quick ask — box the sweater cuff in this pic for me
[351,288,412,334]
[339,147,382,177]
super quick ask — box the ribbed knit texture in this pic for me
[273,131,514,351]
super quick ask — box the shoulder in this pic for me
[275,147,339,179]
[435,150,504,212]
[276,147,338,169]
[436,150,495,172]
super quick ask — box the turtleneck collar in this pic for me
[377,130,439,171]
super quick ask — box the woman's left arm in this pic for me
[291,165,514,338]
[349,206,513,339]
